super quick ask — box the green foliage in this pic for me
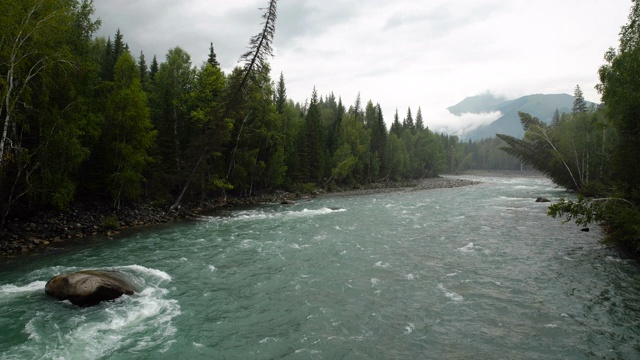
[293,182,316,195]
[0,0,502,228]
[549,196,640,252]
[539,3,640,256]
[101,213,119,230]
[498,107,612,191]
[103,51,156,206]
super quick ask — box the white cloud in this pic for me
[430,111,504,138]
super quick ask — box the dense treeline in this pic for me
[498,0,640,254]
[0,0,519,227]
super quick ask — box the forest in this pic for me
[4,0,640,257]
[0,0,520,228]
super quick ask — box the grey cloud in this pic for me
[384,1,505,38]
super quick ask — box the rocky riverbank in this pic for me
[0,176,480,257]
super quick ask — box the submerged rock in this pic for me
[535,197,551,203]
[45,270,135,307]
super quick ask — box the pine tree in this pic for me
[302,87,323,183]
[551,108,561,127]
[207,42,220,67]
[416,107,425,131]
[138,51,149,91]
[113,29,125,61]
[572,85,587,114]
[149,55,159,81]
[275,72,287,115]
[370,103,388,178]
[390,109,402,136]
[100,37,115,81]
[403,107,415,132]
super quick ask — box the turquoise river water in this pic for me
[1,175,640,359]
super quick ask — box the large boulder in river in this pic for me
[45,270,135,307]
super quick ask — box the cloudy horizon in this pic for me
[93,0,631,133]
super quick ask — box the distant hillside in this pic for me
[449,93,596,140]
[447,93,508,115]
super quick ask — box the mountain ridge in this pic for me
[449,93,596,140]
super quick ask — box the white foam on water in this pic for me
[406,274,415,280]
[371,278,380,286]
[205,207,346,223]
[456,242,490,254]
[544,324,558,328]
[457,242,475,252]
[13,283,181,359]
[24,316,41,341]
[119,265,172,282]
[0,280,46,295]
[295,349,321,355]
[208,265,216,271]
[374,261,390,269]
[259,337,279,344]
[290,243,311,250]
[498,196,524,201]
[438,284,463,302]
[193,342,205,348]
[404,322,415,334]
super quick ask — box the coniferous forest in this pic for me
[2,0,640,257]
[0,0,518,228]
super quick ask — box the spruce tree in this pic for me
[302,87,323,183]
[100,37,115,81]
[275,72,287,114]
[551,108,561,127]
[416,107,425,131]
[138,51,149,90]
[207,42,220,67]
[572,85,587,114]
[390,109,402,136]
[149,55,159,81]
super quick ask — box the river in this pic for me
[1,175,639,359]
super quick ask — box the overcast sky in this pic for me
[94,0,631,133]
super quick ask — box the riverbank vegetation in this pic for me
[498,1,640,255]
[0,0,519,231]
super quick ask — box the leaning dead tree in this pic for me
[168,0,278,213]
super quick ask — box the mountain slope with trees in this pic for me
[450,93,596,140]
